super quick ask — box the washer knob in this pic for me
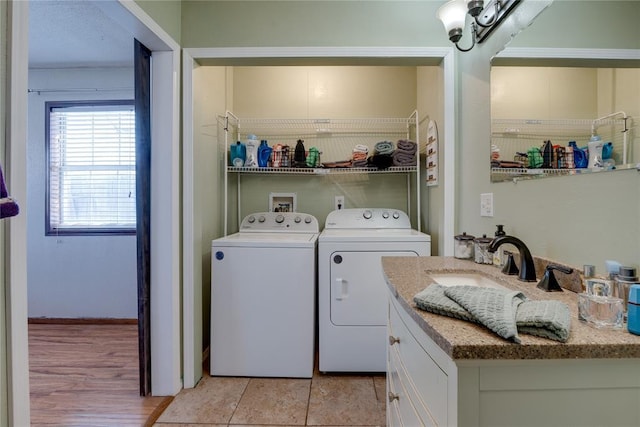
[258,215,266,223]
[392,212,400,219]
[247,216,256,223]
[382,211,390,219]
[363,210,373,219]
[294,216,302,223]
[275,214,285,224]
[304,216,312,224]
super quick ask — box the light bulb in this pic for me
[437,0,468,42]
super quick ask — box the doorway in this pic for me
[6,1,181,423]
[181,47,457,388]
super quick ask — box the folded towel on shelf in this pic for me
[351,144,369,167]
[353,144,369,154]
[492,160,526,168]
[367,154,393,169]
[352,151,368,161]
[322,160,353,168]
[374,140,394,155]
[413,284,571,343]
[396,139,417,154]
[392,150,417,166]
[351,159,368,168]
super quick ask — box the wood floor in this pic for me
[29,323,171,427]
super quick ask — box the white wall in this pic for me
[27,68,137,318]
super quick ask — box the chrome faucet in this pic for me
[487,235,537,282]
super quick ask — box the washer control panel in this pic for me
[324,208,411,229]
[240,212,319,232]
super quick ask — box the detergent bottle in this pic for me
[230,141,246,167]
[245,134,259,167]
[258,140,272,167]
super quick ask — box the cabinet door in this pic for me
[388,350,425,427]
[389,297,448,426]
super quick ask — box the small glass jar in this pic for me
[473,234,493,264]
[578,293,624,329]
[454,232,475,260]
[614,266,639,321]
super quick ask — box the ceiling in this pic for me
[29,0,133,69]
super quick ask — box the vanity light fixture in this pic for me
[437,0,521,52]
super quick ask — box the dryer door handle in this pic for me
[333,278,348,300]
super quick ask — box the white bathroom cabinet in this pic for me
[388,291,640,427]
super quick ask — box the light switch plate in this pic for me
[480,193,494,217]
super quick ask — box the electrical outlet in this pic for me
[480,193,494,217]
[335,195,345,210]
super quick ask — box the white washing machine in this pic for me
[210,211,319,378]
[318,208,430,372]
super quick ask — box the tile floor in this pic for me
[154,368,386,426]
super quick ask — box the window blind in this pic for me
[47,101,136,234]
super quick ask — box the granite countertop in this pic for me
[382,256,640,360]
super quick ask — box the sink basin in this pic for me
[429,273,506,289]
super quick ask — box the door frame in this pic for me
[6,0,181,423]
[181,46,457,387]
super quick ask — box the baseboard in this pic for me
[28,317,138,325]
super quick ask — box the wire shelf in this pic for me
[492,117,629,168]
[228,166,418,175]
[221,110,422,235]
[230,116,416,136]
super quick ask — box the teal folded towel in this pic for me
[374,140,394,155]
[413,284,571,343]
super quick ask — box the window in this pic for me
[46,100,136,235]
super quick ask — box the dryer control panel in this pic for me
[240,211,319,233]
[324,208,411,229]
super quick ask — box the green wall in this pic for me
[134,0,182,44]
[511,1,640,49]
[457,0,640,272]
[182,0,639,271]
[181,0,450,48]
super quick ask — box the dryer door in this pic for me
[330,250,417,326]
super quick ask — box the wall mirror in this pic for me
[489,4,639,183]
[490,61,638,182]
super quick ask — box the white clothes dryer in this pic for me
[318,208,430,372]
[210,211,319,378]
